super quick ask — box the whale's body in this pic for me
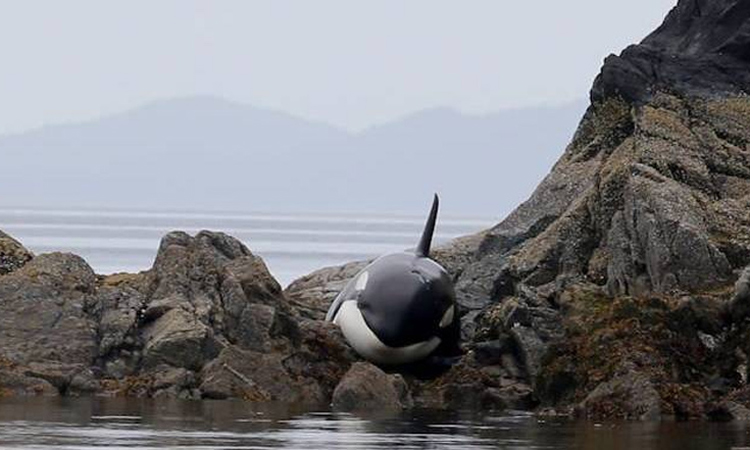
[326,195,459,365]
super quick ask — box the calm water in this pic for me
[0,207,495,286]
[0,397,748,450]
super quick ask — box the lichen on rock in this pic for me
[0,230,33,276]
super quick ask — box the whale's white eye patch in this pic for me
[439,305,455,328]
[355,271,369,291]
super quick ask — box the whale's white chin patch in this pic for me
[333,301,441,365]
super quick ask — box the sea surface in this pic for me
[0,397,749,450]
[0,207,496,286]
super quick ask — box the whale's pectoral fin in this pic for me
[325,273,362,322]
[416,194,439,258]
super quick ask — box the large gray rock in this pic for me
[199,320,356,405]
[577,371,662,421]
[0,229,359,404]
[85,274,146,378]
[474,93,748,302]
[0,253,98,391]
[199,346,316,403]
[332,362,412,413]
[87,230,300,379]
[444,0,750,419]
[0,361,57,397]
[144,230,293,354]
[285,260,370,320]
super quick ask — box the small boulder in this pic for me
[141,308,220,370]
[577,371,661,421]
[86,275,146,366]
[332,362,412,413]
[509,325,547,380]
[199,345,326,405]
[0,253,97,368]
[145,230,296,352]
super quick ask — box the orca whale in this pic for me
[326,194,460,365]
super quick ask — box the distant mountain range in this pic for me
[0,96,586,217]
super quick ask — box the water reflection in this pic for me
[0,397,748,449]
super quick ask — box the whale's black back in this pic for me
[359,253,454,347]
[325,194,460,360]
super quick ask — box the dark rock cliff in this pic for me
[444,0,750,418]
[592,0,750,104]
[288,0,750,419]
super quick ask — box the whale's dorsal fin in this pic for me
[416,194,439,258]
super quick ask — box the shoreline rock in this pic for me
[0,230,358,406]
[332,362,413,413]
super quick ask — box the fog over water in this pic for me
[0,97,586,217]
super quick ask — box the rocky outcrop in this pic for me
[429,0,750,419]
[0,356,58,397]
[0,253,99,394]
[0,229,357,403]
[460,91,750,309]
[592,0,750,105]
[577,371,662,421]
[283,0,750,419]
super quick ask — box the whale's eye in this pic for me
[439,305,455,328]
[355,271,369,291]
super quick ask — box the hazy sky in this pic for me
[0,0,676,134]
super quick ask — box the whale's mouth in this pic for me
[334,300,441,365]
